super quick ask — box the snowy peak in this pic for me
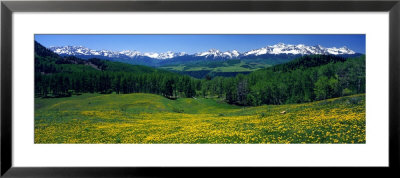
[50,46,121,58]
[49,43,357,61]
[231,50,240,57]
[119,50,141,58]
[196,49,221,57]
[227,50,240,58]
[324,46,355,55]
[49,46,183,60]
[196,49,241,59]
[244,43,355,56]
[142,51,187,59]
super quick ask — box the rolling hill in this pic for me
[35,93,366,144]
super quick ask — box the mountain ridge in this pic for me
[48,43,359,61]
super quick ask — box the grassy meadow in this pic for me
[35,93,366,144]
[160,60,271,73]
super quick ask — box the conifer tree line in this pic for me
[35,71,198,98]
[201,55,365,105]
[35,56,198,98]
[34,41,365,106]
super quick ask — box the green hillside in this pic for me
[200,55,366,105]
[35,93,365,144]
[35,41,197,98]
[35,41,366,107]
[35,41,164,74]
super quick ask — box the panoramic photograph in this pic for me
[34,34,366,144]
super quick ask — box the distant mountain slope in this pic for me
[270,55,349,72]
[35,41,163,74]
[35,41,62,59]
[160,54,360,79]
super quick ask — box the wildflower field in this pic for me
[35,93,365,144]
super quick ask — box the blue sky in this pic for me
[35,34,366,54]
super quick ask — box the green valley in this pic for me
[160,59,272,78]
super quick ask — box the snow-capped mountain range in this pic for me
[49,43,357,61]
[243,43,355,56]
[51,46,187,60]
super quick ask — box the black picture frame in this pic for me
[1,0,399,177]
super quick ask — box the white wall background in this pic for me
[12,12,388,167]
